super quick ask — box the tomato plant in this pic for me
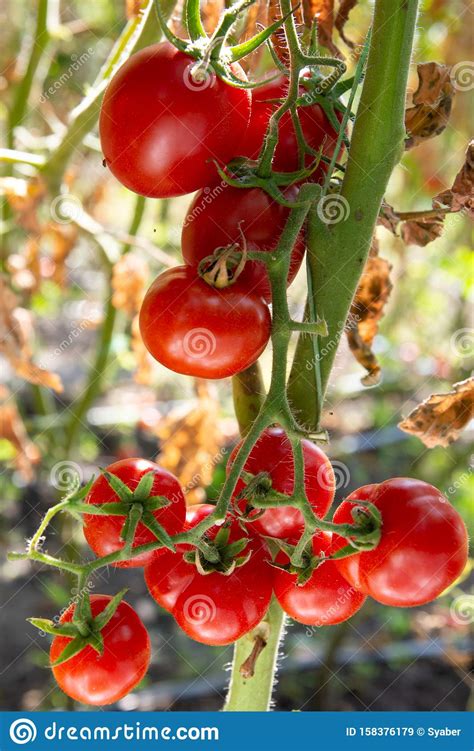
[145,504,273,645]
[50,595,150,706]
[100,42,251,198]
[227,427,335,539]
[241,76,342,179]
[332,478,469,607]
[139,266,271,379]
[83,458,186,567]
[181,185,306,301]
[273,532,367,626]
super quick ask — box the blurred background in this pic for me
[0,0,472,712]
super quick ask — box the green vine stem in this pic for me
[231,362,266,436]
[64,194,146,454]
[224,597,285,711]
[288,0,420,429]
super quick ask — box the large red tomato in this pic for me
[273,532,366,626]
[83,458,185,567]
[145,504,273,645]
[139,265,271,379]
[51,595,150,706]
[181,185,305,301]
[332,478,469,607]
[228,427,335,539]
[241,76,341,180]
[99,42,251,198]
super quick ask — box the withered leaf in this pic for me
[405,63,454,149]
[131,314,152,386]
[346,249,392,386]
[434,139,474,218]
[303,0,341,56]
[335,0,358,47]
[399,378,474,448]
[0,276,63,393]
[378,201,400,235]
[153,381,224,504]
[400,216,445,246]
[0,387,41,482]
[111,253,148,317]
[201,0,225,34]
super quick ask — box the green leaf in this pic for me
[50,636,89,667]
[101,470,134,502]
[27,618,78,638]
[133,470,156,501]
[92,589,128,632]
[142,512,175,552]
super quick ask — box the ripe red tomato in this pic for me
[241,76,342,180]
[139,265,271,379]
[332,478,469,607]
[273,532,366,626]
[145,504,273,645]
[99,42,251,198]
[181,185,306,302]
[227,427,335,539]
[83,458,185,567]
[51,595,150,705]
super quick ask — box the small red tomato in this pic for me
[51,595,150,706]
[181,185,305,302]
[83,458,185,567]
[332,478,469,607]
[100,42,251,198]
[241,76,342,180]
[227,427,335,539]
[139,265,271,379]
[273,532,366,626]
[145,504,273,645]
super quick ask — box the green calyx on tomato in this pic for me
[330,500,383,555]
[184,523,252,576]
[197,238,248,290]
[87,468,176,553]
[154,0,290,88]
[29,589,128,667]
[270,538,327,586]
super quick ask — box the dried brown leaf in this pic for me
[400,216,445,246]
[111,254,149,317]
[201,0,225,34]
[335,0,358,47]
[346,249,392,386]
[0,387,41,482]
[131,314,153,386]
[399,378,474,448]
[405,63,454,149]
[378,201,400,235]
[434,140,474,218]
[0,276,63,393]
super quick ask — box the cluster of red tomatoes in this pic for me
[51,429,468,705]
[99,42,340,379]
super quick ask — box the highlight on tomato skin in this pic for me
[83,458,186,568]
[273,532,367,627]
[227,427,336,539]
[99,41,251,199]
[138,265,272,380]
[181,184,306,302]
[145,504,274,646]
[331,478,469,608]
[50,596,151,706]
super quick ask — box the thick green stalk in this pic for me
[224,597,285,711]
[64,195,146,454]
[288,0,419,429]
[231,363,266,436]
